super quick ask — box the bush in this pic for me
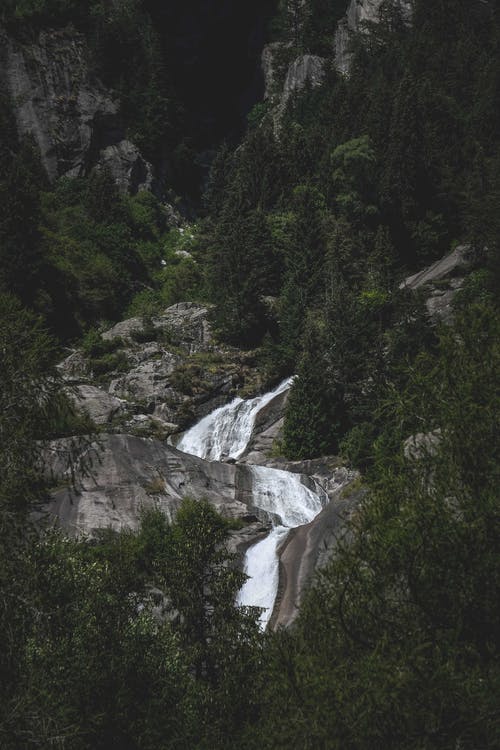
[340,422,376,472]
[89,351,128,378]
[81,328,124,359]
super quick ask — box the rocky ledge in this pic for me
[60,302,268,439]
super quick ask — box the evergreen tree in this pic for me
[208,205,274,345]
[279,185,327,363]
[283,316,349,458]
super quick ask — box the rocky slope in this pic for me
[51,241,469,627]
[49,302,361,629]
[59,302,267,439]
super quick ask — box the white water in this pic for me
[176,377,293,461]
[176,376,326,628]
[236,466,327,627]
[249,464,325,527]
[236,526,289,628]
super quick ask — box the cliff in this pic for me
[261,0,414,116]
[335,0,412,74]
[1,25,153,193]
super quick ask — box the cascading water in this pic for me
[235,465,327,627]
[176,377,327,628]
[176,377,293,461]
[235,526,289,628]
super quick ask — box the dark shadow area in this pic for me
[145,0,278,148]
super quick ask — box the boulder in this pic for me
[71,385,124,425]
[404,429,442,461]
[108,352,182,402]
[400,244,471,322]
[400,244,470,291]
[102,302,213,352]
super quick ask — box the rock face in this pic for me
[281,54,325,107]
[271,482,366,628]
[262,48,326,127]
[400,244,471,322]
[262,0,413,125]
[3,26,116,180]
[97,139,154,195]
[47,434,252,533]
[261,42,284,101]
[1,25,153,192]
[46,434,273,561]
[335,0,413,75]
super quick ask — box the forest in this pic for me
[0,0,499,747]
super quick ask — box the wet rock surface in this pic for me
[271,482,367,629]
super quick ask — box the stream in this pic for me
[176,378,327,628]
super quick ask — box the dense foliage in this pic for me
[201,0,500,462]
[0,88,204,340]
[0,0,499,748]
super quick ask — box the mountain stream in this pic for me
[176,379,327,628]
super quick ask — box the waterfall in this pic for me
[176,377,293,461]
[236,466,327,627]
[176,376,326,628]
[248,464,325,527]
[236,526,289,628]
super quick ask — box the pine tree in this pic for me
[283,316,349,459]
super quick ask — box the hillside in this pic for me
[0,1,499,748]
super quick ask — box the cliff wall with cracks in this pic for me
[1,25,153,193]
